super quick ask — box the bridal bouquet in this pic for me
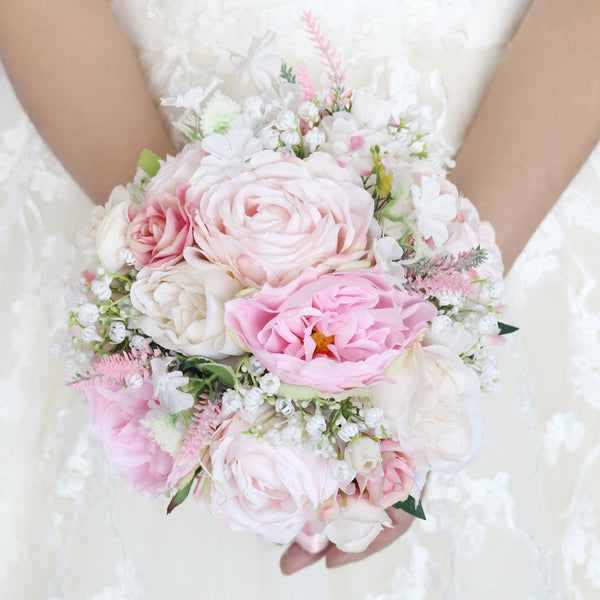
[61,13,512,553]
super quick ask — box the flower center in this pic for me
[310,329,335,356]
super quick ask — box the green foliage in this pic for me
[280,62,297,83]
[497,322,519,335]
[392,496,426,520]
[137,149,161,177]
[166,473,196,515]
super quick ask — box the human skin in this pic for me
[0,0,175,204]
[1,0,599,575]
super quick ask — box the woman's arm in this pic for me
[281,0,600,574]
[0,0,175,204]
[451,0,600,271]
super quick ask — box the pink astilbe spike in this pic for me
[404,248,487,299]
[301,11,351,110]
[296,67,316,102]
[69,350,152,389]
[180,402,222,460]
[411,270,475,298]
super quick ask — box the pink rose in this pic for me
[127,190,194,267]
[189,150,375,287]
[225,269,437,393]
[85,382,175,499]
[197,413,340,544]
[362,439,416,508]
[146,142,206,197]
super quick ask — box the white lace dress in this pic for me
[1,1,599,598]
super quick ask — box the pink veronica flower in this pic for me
[225,268,437,393]
[127,190,194,268]
[85,382,175,499]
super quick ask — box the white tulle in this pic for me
[1,1,599,598]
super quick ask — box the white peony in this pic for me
[370,343,482,474]
[129,248,244,358]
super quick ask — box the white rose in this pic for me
[325,495,391,553]
[129,248,244,358]
[370,343,482,473]
[344,437,381,475]
[95,186,132,273]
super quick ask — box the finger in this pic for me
[280,541,331,575]
[325,510,415,568]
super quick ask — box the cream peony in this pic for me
[129,248,243,358]
[370,343,482,473]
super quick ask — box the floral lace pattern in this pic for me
[1,0,599,598]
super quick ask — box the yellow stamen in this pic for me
[311,329,335,356]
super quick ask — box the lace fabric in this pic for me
[1,1,599,598]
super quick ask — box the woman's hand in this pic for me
[280,507,415,574]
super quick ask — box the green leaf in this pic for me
[166,476,194,515]
[278,383,371,402]
[497,322,519,335]
[392,496,426,520]
[195,363,235,388]
[137,149,161,177]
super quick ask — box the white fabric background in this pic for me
[1,1,599,598]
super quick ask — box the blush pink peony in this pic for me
[85,382,175,499]
[196,413,340,544]
[225,268,437,393]
[127,190,194,268]
[189,150,376,288]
